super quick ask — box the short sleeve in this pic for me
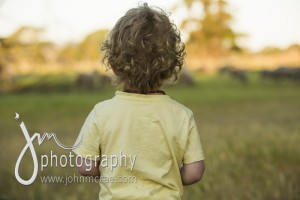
[72,109,101,161]
[182,113,205,164]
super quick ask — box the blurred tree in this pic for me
[59,29,109,62]
[5,26,42,45]
[58,43,79,63]
[287,43,300,52]
[180,0,242,56]
[0,27,109,73]
[79,29,109,60]
[0,26,57,74]
[260,46,282,54]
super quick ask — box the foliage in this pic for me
[180,0,242,56]
[0,27,109,67]
[58,29,109,62]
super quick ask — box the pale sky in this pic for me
[0,0,300,51]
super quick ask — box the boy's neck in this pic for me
[123,88,165,95]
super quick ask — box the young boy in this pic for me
[73,3,205,199]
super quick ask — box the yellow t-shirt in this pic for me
[73,91,204,200]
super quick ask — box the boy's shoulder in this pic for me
[92,95,194,118]
[93,99,114,114]
[166,97,194,117]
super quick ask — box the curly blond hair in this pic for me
[101,3,185,93]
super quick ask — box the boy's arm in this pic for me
[73,109,101,178]
[180,160,205,185]
[76,157,100,178]
[181,112,205,185]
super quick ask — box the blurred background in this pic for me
[0,0,299,199]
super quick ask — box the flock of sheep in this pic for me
[218,65,300,84]
[75,66,300,89]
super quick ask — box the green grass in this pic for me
[0,75,300,200]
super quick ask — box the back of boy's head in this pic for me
[101,3,185,93]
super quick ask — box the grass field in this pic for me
[0,75,300,200]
